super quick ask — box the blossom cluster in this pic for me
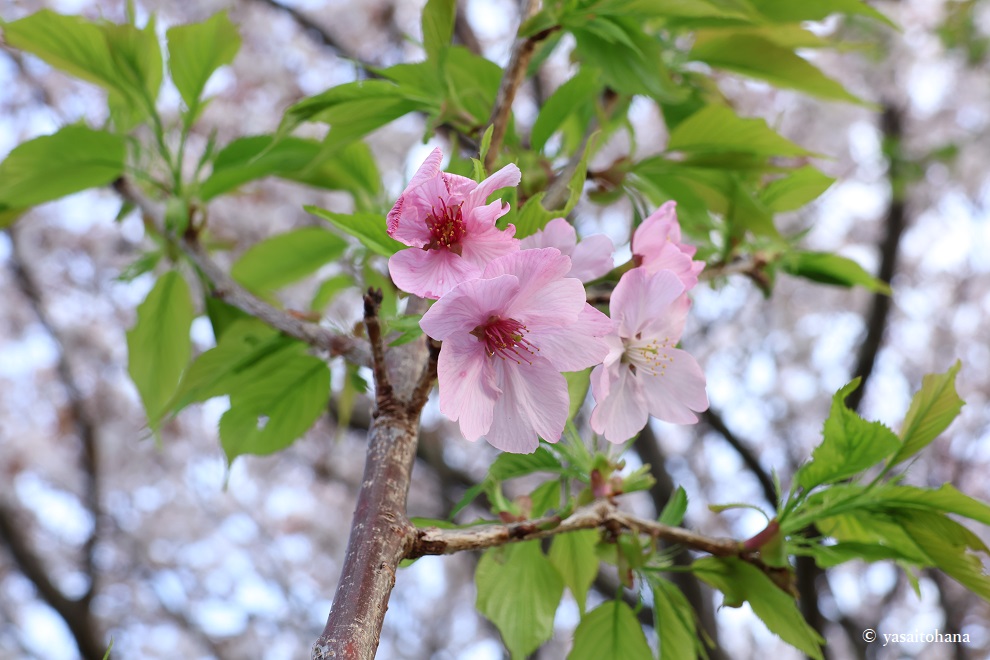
[387,149,708,453]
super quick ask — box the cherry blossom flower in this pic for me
[387,148,521,299]
[520,217,614,282]
[632,201,705,290]
[420,248,611,453]
[590,267,708,443]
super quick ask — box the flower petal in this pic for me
[484,248,584,319]
[484,357,568,453]
[420,274,520,340]
[636,347,709,424]
[437,333,501,441]
[567,233,614,282]
[520,217,576,252]
[590,363,650,443]
[459,221,519,267]
[610,268,685,339]
[528,304,611,371]
[464,163,521,209]
[388,246,479,299]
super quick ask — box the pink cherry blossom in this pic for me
[420,248,611,453]
[387,148,521,299]
[632,201,705,290]
[520,217,614,283]
[590,267,709,443]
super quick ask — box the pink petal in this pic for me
[631,200,678,257]
[567,233,614,282]
[387,175,450,246]
[464,163,521,209]
[484,357,568,453]
[388,247,479,299]
[590,364,650,443]
[527,304,611,372]
[408,147,444,189]
[636,347,709,424]
[459,223,520,267]
[520,217,576,252]
[466,199,512,231]
[640,242,702,290]
[441,172,477,198]
[420,274,520,340]
[610,268,685,339]
[437,333,501,441]
[387,149,445,238]
[484,248,579,316]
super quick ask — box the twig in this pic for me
[409,500,742,558]
[484,0,556,171]
[363,289,393,405]
[113,178,367,364]
[701,409,777,508]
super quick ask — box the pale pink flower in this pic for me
[632,201,705,290]
[590,267,709,443]
[387,148,521,299]
[420,248,611,453]
[520,218,614,283]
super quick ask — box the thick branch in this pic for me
[410,500,741,559]
[312,302,430,658]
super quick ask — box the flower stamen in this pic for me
[471,315,539,365]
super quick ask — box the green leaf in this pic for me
[761,166,835,212]
[693,557,824,659]
[691,35,863,103]
[230,227,348,294]
[205,296,251,340]
[650,576,704,660]
[200,136,379,201]
[511,193,556,239]
[898,512,990,601]
[166,12,240,118]
[422,0,456,61]
[476,541,564,659]
[568,600,653,660]
[450,447,565,517]
[126,272,194,429]
[780,251,891,294]
[564,369,592,420]
[808,541,923,568]
[589,0,756,20]
[659,486,689,527]
[306,207,400,257]
[0,126,126,207]
[872,483,990,527]
[311,274,355,312]
[749,0,894,27]
[531,69,600,152]
[280,79,424,142]
[443,47,504,124]
[794,379,901,491]
[219,353,330,460]
[548,530,599,613]
[167,320,299,414]
[890,361,964,466]
[667,105,810,157]
[1,11,157,118]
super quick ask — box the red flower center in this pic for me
[426,197,466,254]
[471,315,538,364]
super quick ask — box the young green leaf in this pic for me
[691,35,863,104]
[749,0,894,27]
[166,12,241,119]
[897,512,990,601]
[794,379,901,491]
[306,207,400,257]
[693,557,824,659]
[568,600,653,660]
[889,361,964,466]
[230,227,348,294]
[0,126,126,207]
[548,530,599,614]
[531,68,600,152]
[219,353,330,461]
[780,251,891,294]
[476,542,564,659]
[564,369,592,421]
[650,576,705,660]
[126,271,195,429]
[761,166,835,212]
[422,0,456,62]
[659,486,689,527]
[667,105,810,157]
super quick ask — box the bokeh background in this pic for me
[1,0,989,658]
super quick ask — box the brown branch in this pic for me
[701,408,778,508]
[0,504,106,659]
[409,500,742,559]
[484,0,556,171]
[312,312,430,658]
[363,289,393,404]
[113,178,367,364]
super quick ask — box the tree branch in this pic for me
[410,500,742,558]
[484,0,556,171]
